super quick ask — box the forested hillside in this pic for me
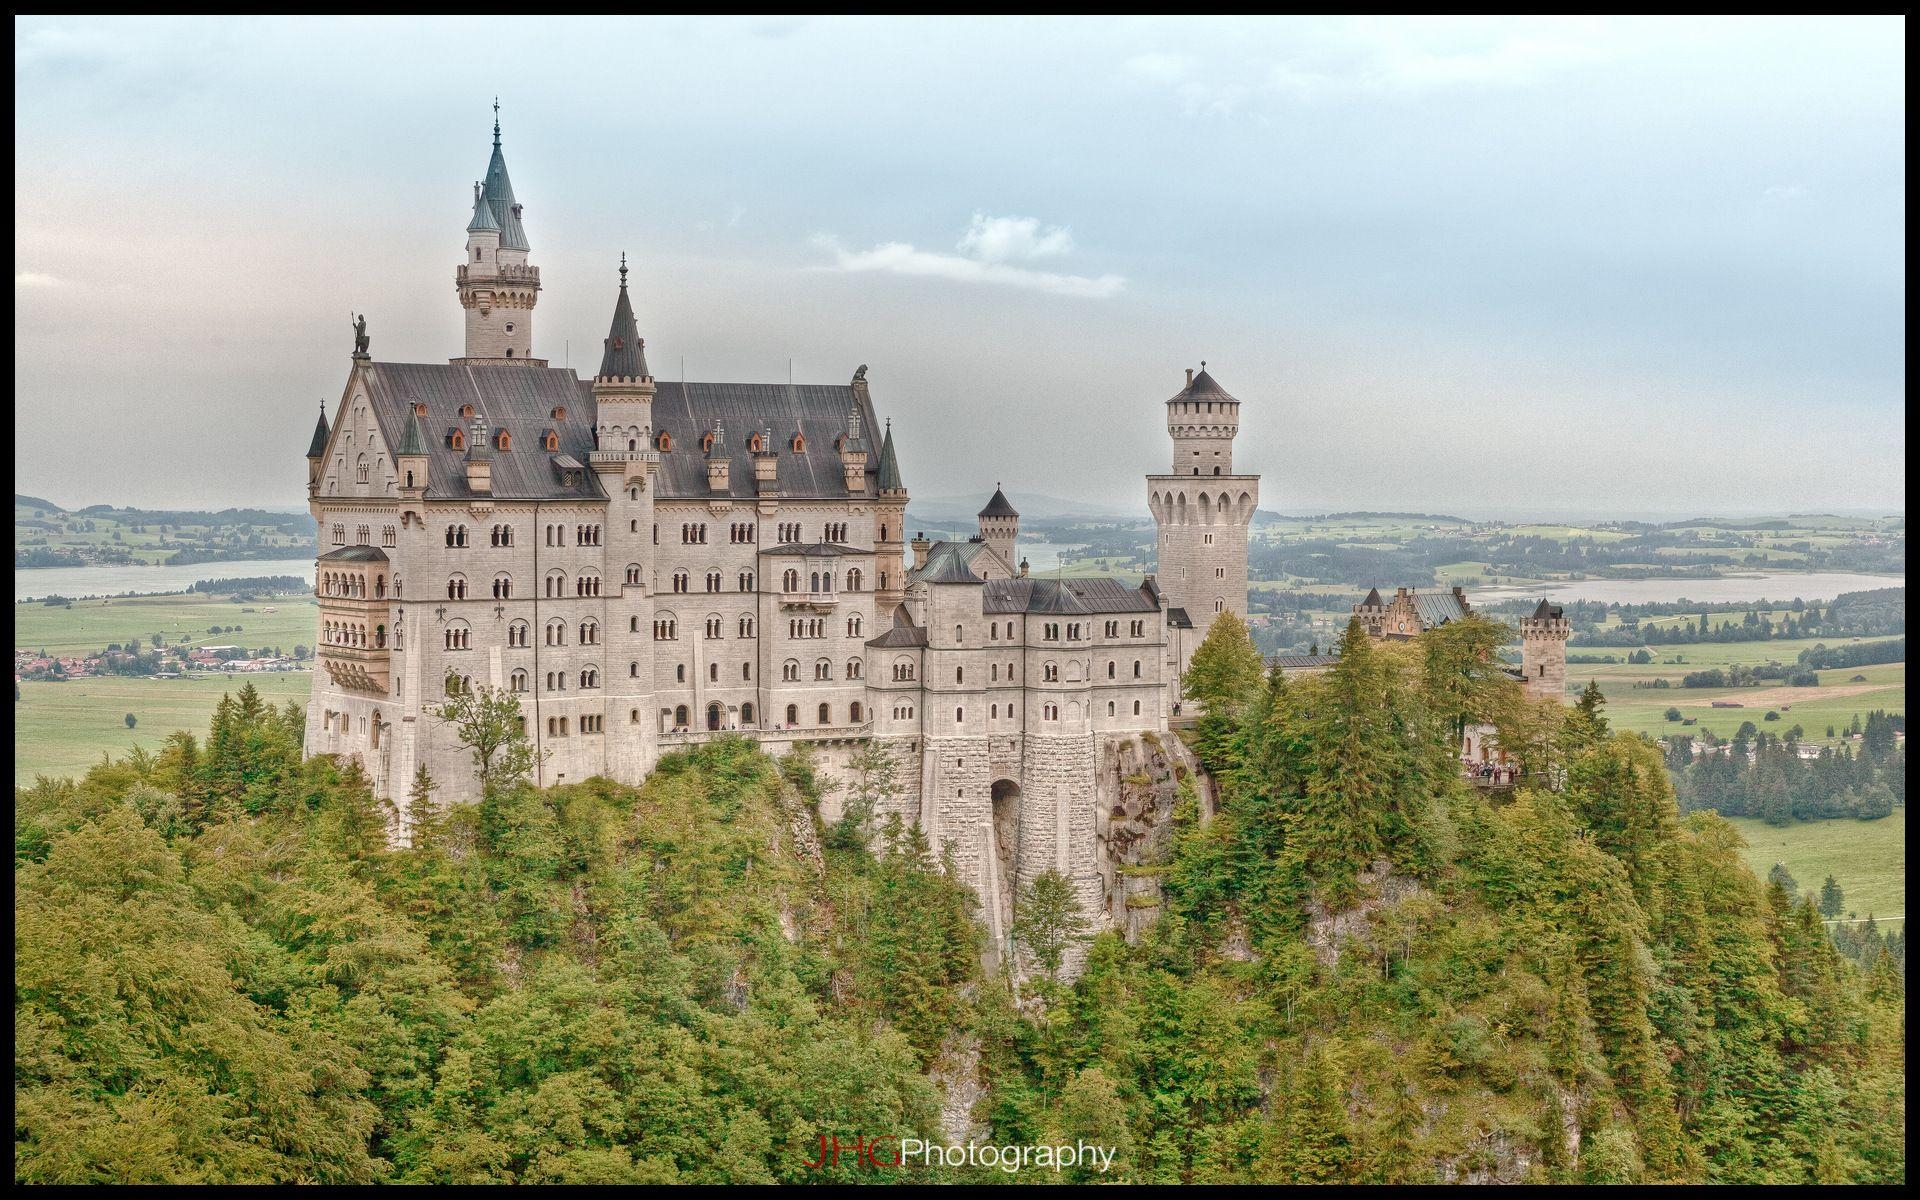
[14,621,1906,1183]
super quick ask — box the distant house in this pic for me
[1710,700,1743,708]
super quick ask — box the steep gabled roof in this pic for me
[1362,587,1383,607]
[396,407,427,456]
[1412,590,1467,629]
[982,576,1159,614]
[866,607,928,648]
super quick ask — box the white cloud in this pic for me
[812,212,1121,298]
[811,229,1124,299]
[15,272,61,288]
[955,212,1074,263]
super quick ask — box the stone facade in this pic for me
[303,115,1261,979]
[1147,364,1259,686]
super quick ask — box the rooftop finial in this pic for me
[492,97,501,146]
[619,251,628,289]
[1201,359,1207,370]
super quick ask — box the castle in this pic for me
[303,115,1258,962]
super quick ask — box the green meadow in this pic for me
[13,592,319,656]
[1727,809,1905,929]
[15,672,312,785]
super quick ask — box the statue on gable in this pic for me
[352,313,370,357]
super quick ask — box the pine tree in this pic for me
[1817,875,1845,920]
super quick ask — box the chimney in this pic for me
[911,531,931,571]
[752,425,779,493]
[1185,367,1194,386]
[706,423,730,493]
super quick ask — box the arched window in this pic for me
[545,431,559,451]
[847,615,863,637]
[739,570,756,591]
[508,620,529,647]
[546,618,566,646]
[782,569,799,592]
[785,704,799,726]
[580,620,599,645]
[955,707,964,724]
[493,574,512,599]
[674,704,690,728]
[1108,701,1116,716]
[511,670,528,693]
[1133,700,1142,716]
[741,702,756,725]
[816,658,832,680]
[705,615,722,639]
[850,701,863,723]
[1107,661,1116,679]
[847,658,863,679]
[447,574,467,600]
[847,568,862,591]
[672,571,689,593]
[356,454,370,484]
[444,622,472,650]
[738,616,756,638]
[783,660,800,682]
[819,703,832,726]
[1133,660,1142,678]
[956,666,964,683]
[657,430,673,451]
[706,570,721,592]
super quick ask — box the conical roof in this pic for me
[1169,365,1237,403]
[396,407,427,456]
[978,486,1018,519]
[597,257,649,379]
[1531,598,1560,620]
[306,405,330,458]
[482,116,529,251]
[1363,587,1383,606]
[876,422,904,491]
[466,180,500,234]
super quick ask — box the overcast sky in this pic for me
[14,16,1906,517]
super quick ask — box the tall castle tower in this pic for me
[1147,364,1261,677]
[1520,599,1571,701]
[976,484,1019,572]
[455,105,543,364]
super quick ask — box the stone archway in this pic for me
[991,779,1023,961]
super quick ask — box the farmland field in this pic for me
[1725,810,1905,930]
[13,592,319,655]
[15,672,312,785]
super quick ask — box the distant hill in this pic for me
[15,495,64,513]
[908,491,1139,522]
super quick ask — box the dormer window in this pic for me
[656,430,673,452]
[544,430,559,451]
[413,402,428,416]
[551,406,567,421]
[748,432,763,453]
[701,432,716,454]
[791,432,806,453]
[495,429,511,451]
[460,404,475,419]
[449,429,465,451]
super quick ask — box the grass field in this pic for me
[14,672,313,785]
[14,592,319,656]
[1726,810,1904,929]
[1565,635,1904,744]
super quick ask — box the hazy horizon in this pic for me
[15,16,1906,513]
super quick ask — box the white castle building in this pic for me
[304,114,1260,956]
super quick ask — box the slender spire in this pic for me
[481,102,528,251]
[306,402,330,458]
[596,256,648,380]
[877,420,903,491]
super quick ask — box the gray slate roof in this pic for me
[876,424,904,491]
[1362,587,1383,606]
[1271,654,1340,670]
[363,362,603,501]
[318,545,390,563]
[363,364,887,503]
[1167,607,1193,629]
[466,182,500,234]
[651,382,880,501]
[1412,590,1469,629]
[983,576,1159,614]
[1170,367,1236,403]
[909,540,994,585]
[1531,599,1564,620]
[596,271,648,380]
[867,608,928,648]
[978,487,1018,519]
[307,408,331,458]
[481,131,529,251]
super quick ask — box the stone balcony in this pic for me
[588,449,660,468]
[318,642,391,695]
[657,722,872,749]
[778,591,839,609]
[456,263,540,284]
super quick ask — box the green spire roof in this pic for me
[876,421,903,491]
[466,181,500,234]
[397,407,427,456]
[596,255,648,380]
[306,404,330,458]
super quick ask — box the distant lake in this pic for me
[15,558,317,602]
[1468,571,1903,607]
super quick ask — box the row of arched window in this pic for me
[320,570,386,599]
[777,568,862,593]
[729,522,755,542]
[330,524,396,548]
[321,620,385,649]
